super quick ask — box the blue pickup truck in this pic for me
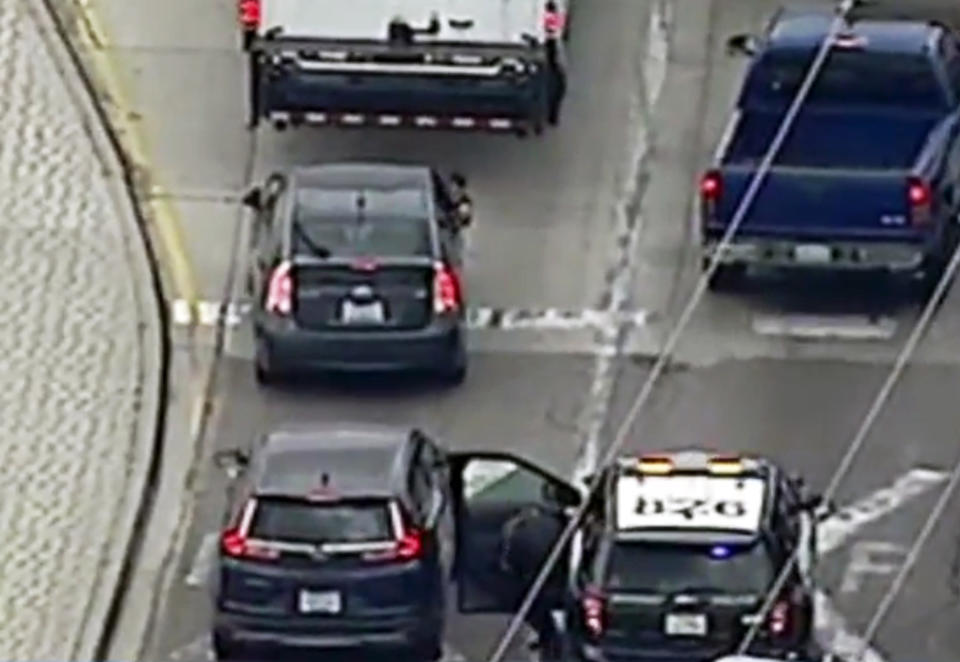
[700,9,960,297]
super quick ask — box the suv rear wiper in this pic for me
[293,221,331,259]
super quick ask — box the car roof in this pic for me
[251,422,411,500]
[290,162,432,191]
[768,10,940,56]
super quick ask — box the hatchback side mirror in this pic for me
[214,448,251,479]
[726,33,758,56]
[241,187,262,211]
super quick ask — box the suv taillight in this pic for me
[768,599,791,637]
[700,169,722,225]
[363,528,424,562]
[433,262,461,314]
[220,528,278,561]
[265,261,293,315]
[582,588,606,637]
[238,0,260,29]
[907,176,932,227]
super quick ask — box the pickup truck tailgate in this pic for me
[709,168,924,241]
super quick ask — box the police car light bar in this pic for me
[637,456,673,474]
[707,457,745,475]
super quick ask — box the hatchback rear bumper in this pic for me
[213,609,438,652]
[254,313,465,375]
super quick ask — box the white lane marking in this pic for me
[815,592,886,662]
[819,468,948,553]
[170,299,648,332]
[839,541,907,594]
[752,314,898,341]
[644,0,670,108]
[185,533,218,588]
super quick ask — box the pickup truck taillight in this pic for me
[700,170,722,223]
[582,588,606,637]
[907,176,932,227]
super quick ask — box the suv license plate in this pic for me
[665,613,707,636]
[794,244,831,264]
[298,589,342,614]
[341,300,384,324]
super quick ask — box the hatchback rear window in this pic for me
[294,187,432,258]
[249,498,395,544]
[603,541,774,594]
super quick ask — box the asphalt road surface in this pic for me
[96,0,960,660]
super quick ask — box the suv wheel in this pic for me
[439,345,467,386]
[254,337,279,386]
[212,633,242,661]
[412,632,443,661]
[705,261,745,292]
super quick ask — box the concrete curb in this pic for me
[26,0,169,659]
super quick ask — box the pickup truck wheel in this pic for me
[706,263,745,291]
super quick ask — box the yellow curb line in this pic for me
[72,0,200,325]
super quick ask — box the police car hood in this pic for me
[260,0,546,44]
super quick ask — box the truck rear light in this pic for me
[768,599,790,636]
[220,529,278,561]
[582,588,606,637]
[265,261,293,315]
[907,177,932,226]
[700,170,722,201]
[239,0,260,29]
[433,262,461,314]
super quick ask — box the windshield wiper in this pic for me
[293,221,331,259]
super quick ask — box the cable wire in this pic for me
[852,451,960,661]
[486,2,859,659]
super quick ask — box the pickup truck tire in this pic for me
[705,262,745,292]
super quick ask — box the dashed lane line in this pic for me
[171,299,649,332]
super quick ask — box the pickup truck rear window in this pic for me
[742,49,949,112]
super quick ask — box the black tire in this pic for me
[438,346,467,386]
[253,336,280,386]
[213,634,242,661]
[706,262,745,292]
[411,631,443,661]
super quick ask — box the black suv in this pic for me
[210,423,456,660]
[446,449,826,662]
[241,162,472,385]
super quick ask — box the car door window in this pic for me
[406,444,433,524]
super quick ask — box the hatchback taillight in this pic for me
[582,588,606,637]
[265,261,293,315]
[220,528,278,561]
[433,262,461,314]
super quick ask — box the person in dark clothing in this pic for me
[543,2,568,126]
[500,504,567,659]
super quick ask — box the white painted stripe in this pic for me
[819,467,948,554]
[752,314,898,341]
[184,533,218,588]
[815,592,886,662]
[170,299,648,332]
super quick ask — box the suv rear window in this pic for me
[742,50,948,111]
[603,541,774,594]
[249,497,395,544]
[294,187,432,258]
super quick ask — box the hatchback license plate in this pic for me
[341,300,384,324]
[298,589,342,614]
[794,244,831,264]
[665,613,707,636]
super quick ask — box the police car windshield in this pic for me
[604,541,774,594]
[294,188,432,258]
[249,497,394,545]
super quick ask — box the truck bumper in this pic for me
[256,67,543,131]
[702,238,927,273]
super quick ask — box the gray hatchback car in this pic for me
[242,162,472,385]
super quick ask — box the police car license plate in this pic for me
[341,300,384,324]
[794,244,831,264]
[665,613,707,636]
[298,589,342,614]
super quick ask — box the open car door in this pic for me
[447,451,581,614]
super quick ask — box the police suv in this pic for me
[237,0,572,136]
[447,450,823,662]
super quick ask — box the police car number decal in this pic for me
[616,475,765,532]
[635,496,747,518]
